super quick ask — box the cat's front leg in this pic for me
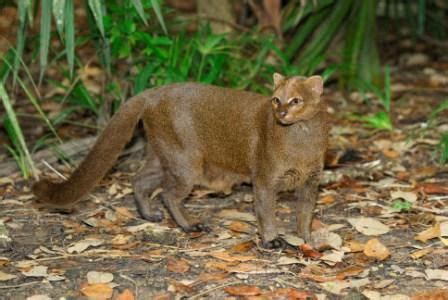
[253,183,284,249]
[296,175,320,242]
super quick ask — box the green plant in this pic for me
[391,199,412,212]
[355,66,393,130]
[439,133,448,165]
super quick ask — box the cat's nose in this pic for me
[279,111,287,117]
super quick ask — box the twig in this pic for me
[189,281,241,299]
[41,159,67,180]
[119,274,139,299]
[0,281,41,289]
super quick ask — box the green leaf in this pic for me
[131,0,148,25]
[39,0,52,83]
[391,199,412,212]
[64,0,75,78]
[52,0,65,37]
[151,0,168,34]
[360,111,393,130]
[0,83,36,178]
[439,133,448,165]
[13,0,29,86]
[88,0,105,38]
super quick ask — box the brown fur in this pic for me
[33,74,328,248]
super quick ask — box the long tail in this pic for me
[33,95,146,207]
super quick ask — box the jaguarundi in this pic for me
[33,73,329,248]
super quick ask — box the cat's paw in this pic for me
[262,237,287,249]
[141,210,164,223]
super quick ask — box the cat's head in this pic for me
[270,73,323,125]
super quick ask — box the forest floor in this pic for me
[1,56,448,299]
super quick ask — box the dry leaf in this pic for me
[321,250,345,264]
[320,278,370,295]
[115,207,135,219]
[412,288,448,300]
[116,289,135,300]
[282,234,305,246]
[209,250,256,262]
[410,247,434,259]
[311,228,342,250]
[364,239,390,261]
[425,269,448,281]
[348,217,390,236]
[167,258,190,273]
[391,190,418,203]
[300,244,322,259]
[80,283,113,299]
[217,209,256,222]
[111,234,133,245]
[318,194,336,205]
[224,285,261,296]
[277,256,306,265]
[417,183,448,195]
[230,240,255,252]
[87,271,114,284]
[415,224,440,243]
[67,238,104,254]
[0,271,17,281]
[335,266,364,280]
[26,296,51,300]
[264,288,316,299]
[22,266,48,277]
[345,241,365,252]
[227,221,252,234]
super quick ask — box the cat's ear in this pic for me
[273,73,286,88]
[305,76,324,97]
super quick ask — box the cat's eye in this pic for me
[289,97,303,106]
[271,97,281,105]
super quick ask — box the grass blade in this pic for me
[131,0,148,25]
[151,0,168,34]
[13,0,29,87]
[52,0,65,37]
[64,0,75,78]
[88,0,105,38]
[0,83,36,178]
[39,0,53,84]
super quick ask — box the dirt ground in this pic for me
[1,62,448,299]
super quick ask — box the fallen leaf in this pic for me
[264,288,316,299]
[227,221,252,234]
[321,250,345,265]
[67,238,104,254]
[391,190,418,203]
[417,183,448,195]
[80,283,113,299]
[277,256,306,265]
[230,240,255,252]
[167,258,190,273]
[224,285,261,296]
[311,228,342,250]
[320,278,370,295]
[318,194,336,205]
[415,224,440,243]
[115,207,135,220]
[217,209,256,222]
[412,288,448,300]
[300,244,322,259]
[111,234,133,246]
[282,234,305,246]
[26,296,51,300]
[425,269,448,281]
[345,241,365,252]
[116,289,135,300]
[22,266,48,277]
[335,266,365,280]
[0,271,17,281]
[410,247,434,259]
[209,250,256,262]
[87,271,114,284]
[364,239,390,261]
[348,217,390,236]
